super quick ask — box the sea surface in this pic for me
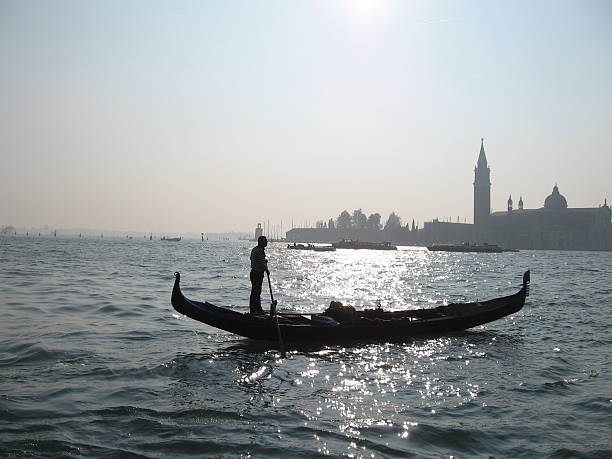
[1,236,610,458]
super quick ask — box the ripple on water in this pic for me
[0,342,68,367]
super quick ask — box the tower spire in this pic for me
[477,137,488,167]
[474,137,491,226]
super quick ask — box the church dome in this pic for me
[544,184,568,209]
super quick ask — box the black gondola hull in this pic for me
[171,271,529,342]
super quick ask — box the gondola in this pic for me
[171,271,530,342]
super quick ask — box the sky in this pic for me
[1,0,611,234]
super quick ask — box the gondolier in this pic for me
[249,236,269,315]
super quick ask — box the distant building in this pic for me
[474,138,491,228]
[487,185,611,250]
[424,140,611,251]
[283,140,610,250]
[254,223,263,240]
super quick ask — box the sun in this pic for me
[348,0,389,24]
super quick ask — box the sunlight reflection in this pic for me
[280,248,464,312]
[274,337,486,448]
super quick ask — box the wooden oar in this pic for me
[266,270,286,357]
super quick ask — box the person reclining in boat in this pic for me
[250,236,268,315]
[323,301,357,323]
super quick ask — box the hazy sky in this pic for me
[1,0,610,234]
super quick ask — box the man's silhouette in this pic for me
[249,236,268,314]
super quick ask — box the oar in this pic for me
[266,270,286,357]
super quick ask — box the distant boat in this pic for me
[427,242,518,253]
[313,245,336,252]
[287,243,336,252]
[332,239,397,250]
[287,243,314,250]
[161,236,182,242]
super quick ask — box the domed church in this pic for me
[425,139,610,250]
[544,185,568,210]
[481,144,611,250]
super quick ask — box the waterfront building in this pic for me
[284,139,610,250]
[486,185,610,250]
[254,223,263,240]
[424,140,611,250]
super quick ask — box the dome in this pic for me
[544,184,567,209]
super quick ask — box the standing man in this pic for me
[250,235,269,315]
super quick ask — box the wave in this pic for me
[0,342,70,367]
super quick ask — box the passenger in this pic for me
[249,236,269,315]
[323,300,357,323]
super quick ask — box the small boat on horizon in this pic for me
[332,239,397,250]
[287,243,336,252]
[161,236,182,242]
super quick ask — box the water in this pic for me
[1,236,610,458]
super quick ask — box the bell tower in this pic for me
[473,138,491,226]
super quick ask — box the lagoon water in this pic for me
[1,236,610,458]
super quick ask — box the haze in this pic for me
[1,0,610,234]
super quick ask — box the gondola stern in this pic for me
[171,271,185,312]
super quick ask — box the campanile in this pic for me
[473,138,491,226]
